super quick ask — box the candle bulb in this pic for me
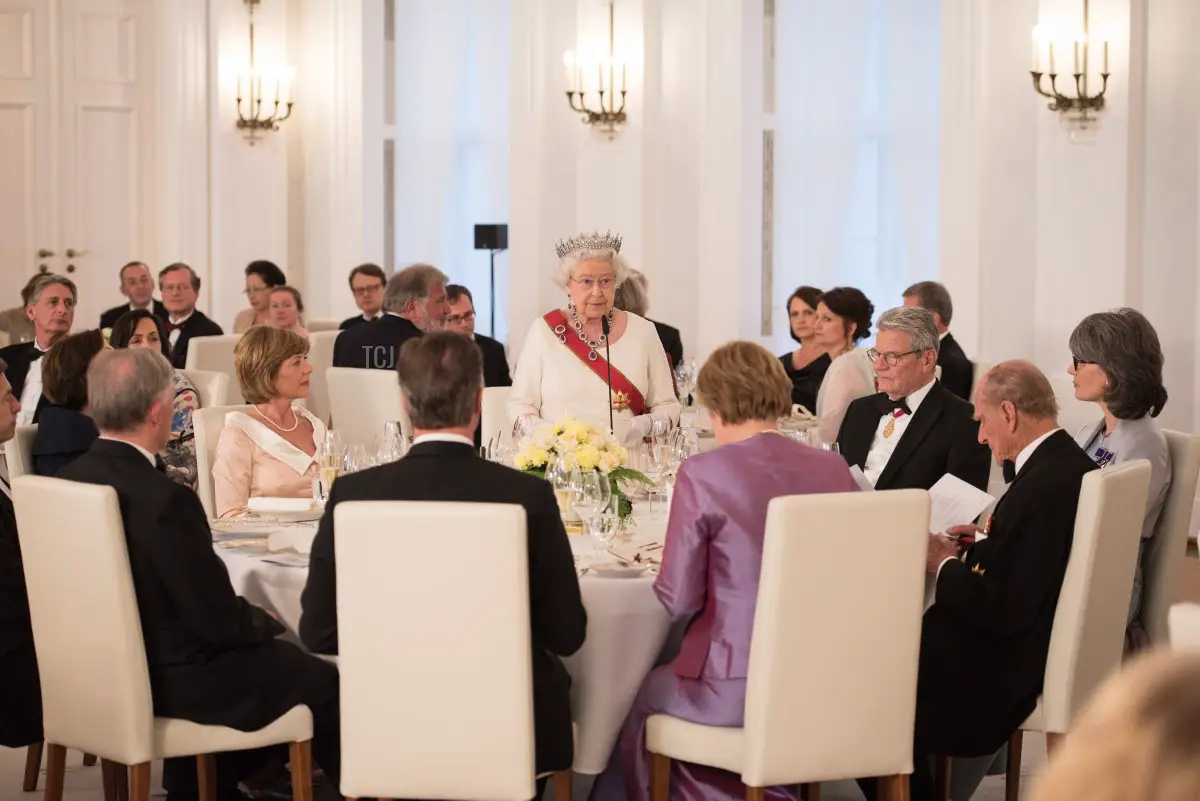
[1074,41,1080,74]
[1032,26,1041,72]
[563,51,574,92]
[622,62,627,91]
[1103,40,1109,73]
[1049,42,1056,74]
[598,63,604,93]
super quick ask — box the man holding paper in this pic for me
[836,306,990,493]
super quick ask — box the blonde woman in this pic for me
[268,286,309,339]
[212,326,325,517]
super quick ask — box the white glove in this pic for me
[620,414,653,446]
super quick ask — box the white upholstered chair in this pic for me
[1003,460,1152,798]
[178,369,231,410]
[1140,430,1200,643]
[183,334,242,400]
[193,405,251,520]
[647,489,931,801]
[12,476,313,801]
[305,318,340,333]
[1169,603,1200,649]
[335,500,567,801]
[305,331,338,426]
[325,366,412,447]
[7,424,37,481]
[481,386,512,447]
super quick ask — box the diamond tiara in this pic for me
[555,230,624,260]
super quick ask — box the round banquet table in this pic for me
[215,509,673,775]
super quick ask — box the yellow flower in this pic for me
[576,444,601,472]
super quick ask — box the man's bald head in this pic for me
[973,360,1060,465]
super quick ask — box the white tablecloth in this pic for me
[216,510,672,775]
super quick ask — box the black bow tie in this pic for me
[878,395,911,416]
[154,455,167,473]
[30,349,45,361]
[165,320,186,334]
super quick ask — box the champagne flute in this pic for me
[570,469,608,538]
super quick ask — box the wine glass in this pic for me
[570,469,611,539]
[545,456,574,517]
[590,498,620,555]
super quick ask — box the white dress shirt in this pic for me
[863,378,937,486]
[166,310,194,351]
[16,340,50,427]
[412,433,475,448]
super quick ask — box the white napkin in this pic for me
[248,497,313,513]
[268,527,318,555]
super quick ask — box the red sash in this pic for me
[544,310,647,416]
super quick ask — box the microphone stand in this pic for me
[602,314,614,434]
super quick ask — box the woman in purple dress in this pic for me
[590,341,860,801]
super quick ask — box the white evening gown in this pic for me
[507,312,681,434]
[814,347,875,444]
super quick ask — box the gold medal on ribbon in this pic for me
[611,390,631,412]
[883,416,896,438]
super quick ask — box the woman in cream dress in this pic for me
[212,326,325,517]
[811,286,876,444]
[507,231,680,443]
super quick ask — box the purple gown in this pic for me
[590,433,861,801]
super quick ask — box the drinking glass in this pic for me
[546,456,574,517]
[590,499,620,554]
[570,469,611,535]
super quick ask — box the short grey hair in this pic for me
[613,269,649,316]
[383,263,449,315]
[88,348,174,432]
[979,360,1058,420]
[552,248,632,290]
[1070,308,1168,419]
[877,306,940,355]
[903,280,954,326]
[25,274,78,307]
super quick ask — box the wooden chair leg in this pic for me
[43,743,67,801]
[745,785,766,801]
[101,759,129,801]
[128,762,152,801]
[554,769,572,801]
[23,740,44,792]
[880,774,910,801]
[82,753,98,767]
[1045,732,1065,758]
[933,756,951,801]
[195,753,218,801]
[1004,731,1023,801]
[650,753,671,801]
[288,739,314,801]
[800,783,821,801]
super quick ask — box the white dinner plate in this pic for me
[590,562,650,579]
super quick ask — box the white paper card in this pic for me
[929,474,995,533]
[848,465,875,492]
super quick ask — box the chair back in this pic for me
[13,476,155,763]
[193,404,251,520]
[305,318,340,333]
[1039,460,1151,733]
[1169,603,1200,650]
[740,489,929,786]
[305,330,338,426]
[7,424,38,481]
[178,369,230,409]
[183,334,242,400]
[481,386,512,447]
[335,501,534,801]
[326,366,411,447]
[1142,430,1200,643]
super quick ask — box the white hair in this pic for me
[553,248,632,289]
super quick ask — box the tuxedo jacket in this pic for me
[167,310,224,370]
[332,314,422,370]
[299,440,587,772]
[99,300,168,330]
[651,319,684,370]
[58,439,333,731]
[836,381,990,492]
[0,341,48,421]
[937,333,974,402]
[916,430,1097,756]
[0,481,42,747]
[338,314,374,331]
[476,333,513,388]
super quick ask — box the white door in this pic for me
[0,0,156,331]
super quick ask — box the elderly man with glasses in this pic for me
[835,306,990,492]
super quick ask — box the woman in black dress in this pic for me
[777,286,830,413]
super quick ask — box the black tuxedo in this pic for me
[0,481,42,747]
[651,319,684,369]
[332,313,422,369]
[99,300,167,330]
[58,440,340,791]
[937,333,974,401]
[475,333,512,388]
[300,440,587,773]
[165,309,224,369]
[836,381,990,492]
[0,341,51,423]
[338,313,379,331]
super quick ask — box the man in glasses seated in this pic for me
[444,284,511,389]
[835,306,989,492]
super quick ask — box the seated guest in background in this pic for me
[1069,308,1171,637]
[99,261,167,329]
[837,306,990,492]
[865,362,1096,801]
[59,348,340,801]
[0,365,41,751]
[444,284,512,387]
[31,330,106,476]
[109,310,201,489]
[0,275,40,345]
[777,285,830,414]
[300,332,585,791]
[213,327,325,518]
[268,286,308,339]
[332,263,448,370]
[591,341,860,801]
[339,263,388,329]
[613,269,684,369]
[811,286,875,444]
[903,281,974,401]
[1,274,77,426]
[233,260,287,333]
[159,263,223,369]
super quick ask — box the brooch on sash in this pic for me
[611,390,631,412]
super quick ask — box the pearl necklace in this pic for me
[253,404,300,433]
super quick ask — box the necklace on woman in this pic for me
[567,302,615,352]
[253,404,300,433]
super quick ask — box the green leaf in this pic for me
[610,466,652,485]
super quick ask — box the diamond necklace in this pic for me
[567,302,615,351]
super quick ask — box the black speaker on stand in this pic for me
[474,224,509,337]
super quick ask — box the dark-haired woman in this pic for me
[812,287,875,444]
[1068,308,1172,632]
[234,260,288,333]
[777,286,830,414]
[32,330,106,475]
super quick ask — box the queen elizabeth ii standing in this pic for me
[507,232,680,443]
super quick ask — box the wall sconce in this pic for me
[1030,0,1110,142]
[235,0,294,144]
[563,1,627,138]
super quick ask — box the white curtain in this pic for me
[772,0,941,351]
[393,0,511,342]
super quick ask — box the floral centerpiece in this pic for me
[513,416,650,520]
